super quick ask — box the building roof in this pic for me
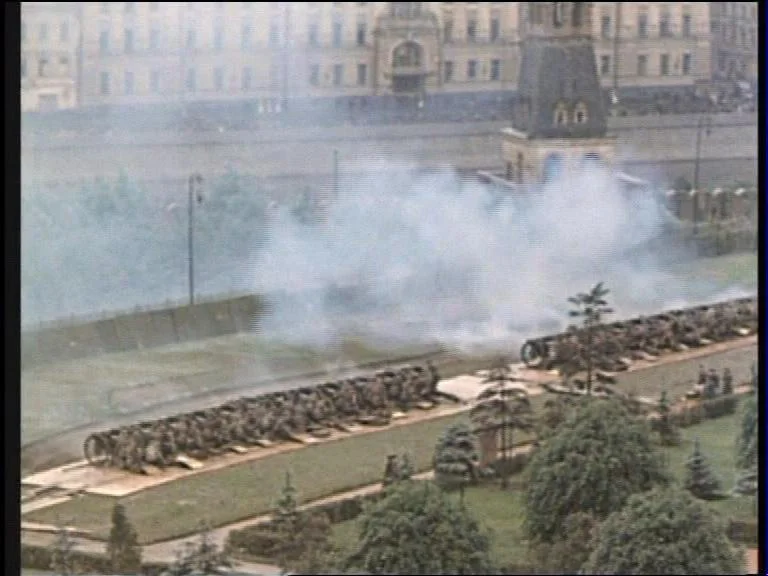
[512,38,608,139]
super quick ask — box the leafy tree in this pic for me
[433,423,479,503]
[106,503,142,574]
[343,481,494,575]
[470,358,534,489]
[736,386,758,471]
[525,398,669,544]
[582,487,745,575]
[684,438,724,500]
[49,523,77,576]
[530,512,598,575]
[567,282,614,395]
[655,390,681,446]
[166,522,233,576]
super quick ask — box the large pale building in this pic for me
[23,2,715,111]
[21,2,81,112]
[709,2,758,82]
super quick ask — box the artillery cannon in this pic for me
[82,362,457,473]
[520,297,757,372]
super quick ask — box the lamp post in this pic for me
[188,173,203,306]
[692,115,712,234]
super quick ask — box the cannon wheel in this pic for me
[520,340,545,368]
[83,433,110,467]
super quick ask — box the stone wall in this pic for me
[22,114,757,189]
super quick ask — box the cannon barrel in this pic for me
[518,297,756,373]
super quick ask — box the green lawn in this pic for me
[672,252,757,289]
[330,409,757,569]
[24,411,473,544]
[664,408,757,522]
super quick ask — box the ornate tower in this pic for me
[501,2,616,185]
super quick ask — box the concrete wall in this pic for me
[22,114,757,189]
[21,295,265,369]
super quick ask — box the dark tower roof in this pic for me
[512,2,607,139]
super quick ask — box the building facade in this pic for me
[22,2,715,111]
[709,2,758,82]
[21,2,81,112]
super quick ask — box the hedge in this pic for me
[20,542,167,575]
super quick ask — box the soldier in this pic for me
[722,367,734,395]
[426,361,440,397]
[698,365,707,387]
[382,454,400,487]
[704,368,720,398]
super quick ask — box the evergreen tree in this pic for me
[471,358,534,489]
[684,438,724,500]
[49,524,77,576]
[735,386,758,470]
[433,423,479,503]
[398,453,414,481]
[732,465,758,497]
[272,472,302,573]
[655,390,681,446]
[271,472,336,575]
[567,282,614,395]
[166,522,233,576]
[106,503,142,574]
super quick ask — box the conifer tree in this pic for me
[106,503,142,574]
[433,423,479,503]
[684,438,724,500]
[50,524,77,576]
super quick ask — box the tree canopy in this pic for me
[343,480,494,575]
[433,422,479,501]
[582,487,745,575]
[524,398,669,543]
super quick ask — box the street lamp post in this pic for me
[188,173,203,306]
[692,115,712,234]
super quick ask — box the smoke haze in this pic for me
[250,160,754,354]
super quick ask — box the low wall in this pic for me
[21,295,265,369]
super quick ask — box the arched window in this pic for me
[574,102,588,124]
[393,42,422,67]
[572,3,584,27]
[553,2,566,27]
[554,102,568,125]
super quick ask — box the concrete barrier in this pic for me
[20,294,268,369]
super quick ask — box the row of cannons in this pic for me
[521,297,757,377]
[84,363,460,474]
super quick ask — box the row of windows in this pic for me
[599,53,694,77]
[21,20,70,44]
[21,55,71,79]
[97,57,504,96]
[600,12,695,39]
[443,17,503,43]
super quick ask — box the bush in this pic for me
[701,395,738,419]
[487,450,533,479]
[21,543,112,574]
[227,526,280,559]
[727,520,758,546]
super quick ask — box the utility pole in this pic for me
[188,173,203,306]
[333,148,339,200]
[693,115,712,234]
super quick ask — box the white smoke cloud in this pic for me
[250,160,754,355]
